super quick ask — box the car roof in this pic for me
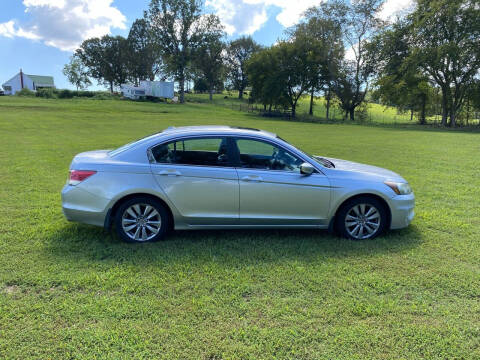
[160,125,277,139]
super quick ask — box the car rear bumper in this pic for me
[389,193,415,229]
[61,184,110,227]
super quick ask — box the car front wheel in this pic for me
[114,197,169,243]
[336,196,388,240]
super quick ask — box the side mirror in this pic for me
[300,162,315,175]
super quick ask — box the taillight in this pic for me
[69,170,97,185]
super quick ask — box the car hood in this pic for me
[317,156,406,182]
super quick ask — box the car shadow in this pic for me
[44,222,424,267]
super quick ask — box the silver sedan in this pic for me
[62,126,414,242]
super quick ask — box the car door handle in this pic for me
[241,175,263,182]
[157,170,181,176]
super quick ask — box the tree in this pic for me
[247,48,289,112]
[368,20,433,124]
[193,78,208,93]
[145,0,224,103]
[469,81,480,118]
[289,14,344,117]
[276,40,323,118]
[193,38,225,100]
[76,35,129,92]
[374,74,433,124]
[127,18,162,85]
[247,39,322,118]
[63,55,92,91]
[460,81,480,126]
[406,0,480,127]
[225,36,262,99]
[308,0,384,121]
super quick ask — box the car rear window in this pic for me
[109,133,160,157]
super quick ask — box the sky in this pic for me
[0,0,414,90]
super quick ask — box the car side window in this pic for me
[235,138,303,172]
[151,137,229,167]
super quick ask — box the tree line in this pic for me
[64,0,260,104]
[64,0,480,127]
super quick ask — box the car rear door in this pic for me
[150,136,239,225]
[233,137,331,226]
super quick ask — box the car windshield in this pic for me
[109,133,160,156]
[276,136,335,168]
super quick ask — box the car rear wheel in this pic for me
[336,196,387,240]
[114,197,169,243]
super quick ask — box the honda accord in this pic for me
[61,126,414,242]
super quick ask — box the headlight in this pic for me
[384,181,412,195]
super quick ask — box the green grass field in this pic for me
[0,96,479,359]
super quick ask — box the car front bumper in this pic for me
[61,184,110,227]
[389,193,415,229]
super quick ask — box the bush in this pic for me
[35,88,87,99]
[91,92,121,100]
[75,90,96,98]
[18,87,121,100]
[355,103,370,123]
[36,88,57,98]
[15,88,35,97]
[57,89,75,99]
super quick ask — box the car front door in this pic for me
[233,137,331,226]
[150,136,239,225]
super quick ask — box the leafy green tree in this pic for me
[193,38,225,100]
[308,0,384,121]
[76,35,129,93]
[225,36,262,99]
[127,18,162,85]
[469,81,480,117]
[368,20,433,124]
[248,39,323,118]
[247,48,288,112]
[145,0,224,103]
[289,14,344,117]
[193,78,208,93]
[406,0,480,127]
[63,55,92,91]
[460,81,480,125]
[373,74,433,124]
[276,40,323,118]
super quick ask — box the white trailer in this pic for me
[121,81,174,100]
[140,81,174,98]
[120,85,146,100]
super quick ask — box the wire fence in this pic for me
[220,101,480,129]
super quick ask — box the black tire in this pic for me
[335,196,388,240]
[114,196,169,243]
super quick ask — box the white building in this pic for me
[121,80,174,100]
[2,69,55,95]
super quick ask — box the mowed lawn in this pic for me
[0,96,479,359]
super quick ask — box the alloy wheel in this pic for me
[121,203,162,242]
[344,203,381,240]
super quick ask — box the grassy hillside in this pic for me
[0,96,479,359]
